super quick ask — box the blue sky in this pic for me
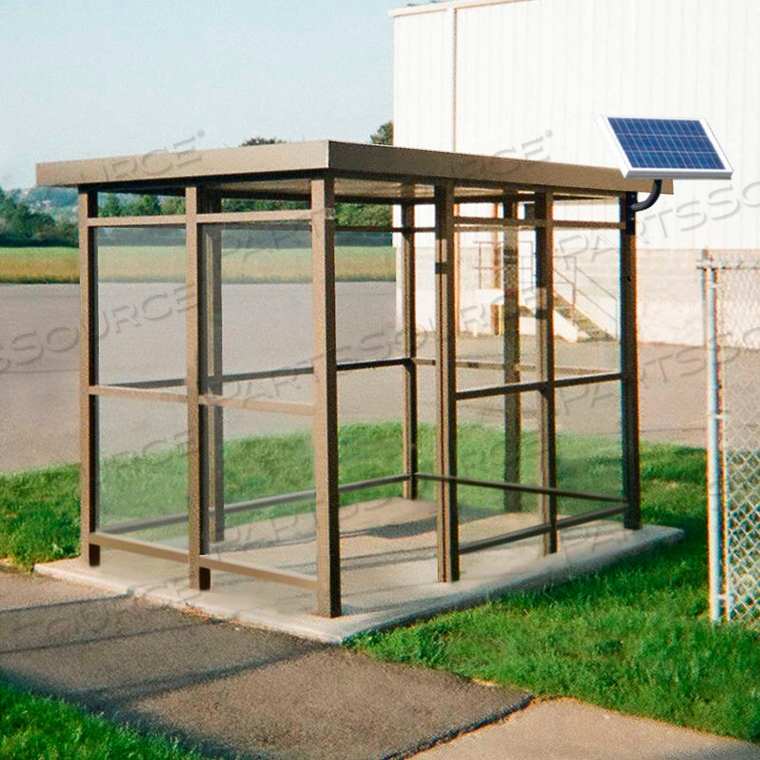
[1,0,400,188]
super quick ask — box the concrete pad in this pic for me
[414,699,760,760]
[36,499,683,643]
[0,567,119,610]
[0,573,528,760]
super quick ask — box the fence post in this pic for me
[705,262,724,623]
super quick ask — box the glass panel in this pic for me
[337,366,425,578]
[335,229,399,364]
[97,226,186,387]
[415,365,437,500]
[456,392,544,546]
[557,497,625,550]
[553,211,621,378]
[555,379,624,509]
[216,406,316,573]
[411,207,437,361]
[338,367,403,494]
[98,396,188,548]
[456,222,538,391]
[213,223,313,378]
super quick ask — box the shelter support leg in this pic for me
[535,191,558,554]
[621,193,642,530]
[79,190,100,567]
[312,175,341,617]
[203,194,225,543]
[186,185,211,590]
[502,195,521,511]
[435,183,460,582]
[402,203,419,501]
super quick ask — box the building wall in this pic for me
[392,0,760,345]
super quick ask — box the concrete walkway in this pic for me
[3,570,759,760]
[417,699,760,760]
[0,570,528,760]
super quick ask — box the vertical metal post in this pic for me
[79,189,100,567]
[186,185,210,590]
[435,182,459,582]
[502,195,521,511]
[535,191,558,554]
[621,194,642,530]
[402,203,419,501]
[312,175,341,617]
[203,194,225,543]
[705,263,724,623]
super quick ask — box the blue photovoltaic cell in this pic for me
[608,117,727,171]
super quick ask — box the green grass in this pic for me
[351,440,760,743]
[0,244,396,283]
[0,247,78,283]
[1,423,759,743]
[0,682,217,760]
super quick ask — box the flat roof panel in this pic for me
[36,140,669,197]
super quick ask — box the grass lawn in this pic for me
[351,442,760,743]
[0,247,79,283]
[1,423,759,744]
[0,682,216,760]
[0,244,396,283]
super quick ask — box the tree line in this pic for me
[1,121,394,246]
[0,187,77,246]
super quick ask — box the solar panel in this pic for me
[596,116,732,180]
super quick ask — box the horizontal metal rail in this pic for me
[336,225,435,234]
[90,384,187,404]
[88,215,185,227]
[553,220,625,230]
[456,372,622,401]
[459,504,628,555]
[89,532,189,562]
[413,357,613,376]
[199,393,314,416]
[197,555,317,590]
[416,472,624,504]
[197,209,312,224]
[100,474,411,536]
[457,380,548,399]
[453,216,544,229]
[554,371,622,388]
[117,357,409,391]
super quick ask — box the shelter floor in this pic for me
[37,498,682,643]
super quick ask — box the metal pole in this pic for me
[535,191,558,554]
[705,264,724,623]
[79,189,100,567]
[402,202,419,501]
[312,175,341,617]
[435,181,460,582]
[186,185,211,591]
[502,194,521,512]
[621,193,642,530]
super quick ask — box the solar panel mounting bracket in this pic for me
[630,179,662,213]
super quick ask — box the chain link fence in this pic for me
[702,253,760,624]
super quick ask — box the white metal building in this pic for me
[392,0,760,345]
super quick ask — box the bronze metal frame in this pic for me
[44,141,656,617]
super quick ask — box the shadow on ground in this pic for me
[0,572,528,760]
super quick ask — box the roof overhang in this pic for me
[36,140,671,200]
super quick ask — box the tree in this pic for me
[160,196,185,215]
[124,195,161,216]
[371,121,393,146]
[100,194,123,217]
[0,184,77,245]
[241,136,285,147]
